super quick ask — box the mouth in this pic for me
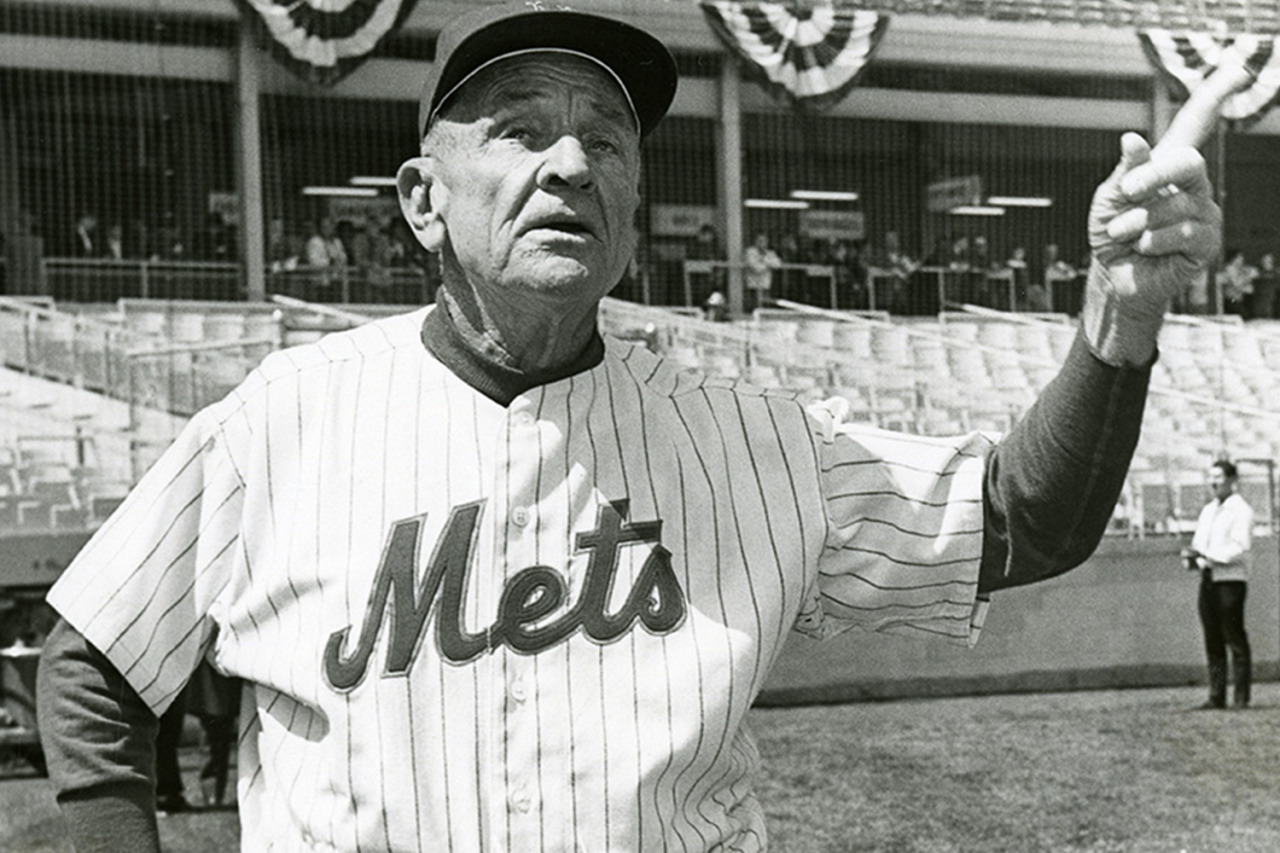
[524,217,597,240]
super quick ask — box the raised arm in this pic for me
[978,63,1252,593]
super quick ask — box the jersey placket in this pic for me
[490,395,550,852]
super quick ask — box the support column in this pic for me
[236,14,266,303]
[718,57,744,317]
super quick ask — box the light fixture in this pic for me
[302,186,379,197]
[349,176,398,187]
[986,195,1052,207]
[949,205,1006,216]
[745,198,811,210]
[789,189,860,202]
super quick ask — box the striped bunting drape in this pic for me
[1139,29,1280,123]
[234,0,420,87]
[700,1,890,111]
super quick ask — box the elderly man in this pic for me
[38,3,1237,851]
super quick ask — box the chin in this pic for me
[510,258,618,301]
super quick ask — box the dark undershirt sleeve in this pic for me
[36,618,162,853]
[977,329,1153,594]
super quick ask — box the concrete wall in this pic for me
[6,532,1276,705]
[760,536,1280,704]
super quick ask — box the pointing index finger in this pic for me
[1153,62,1255,154]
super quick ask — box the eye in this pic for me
[502,126,535,142]
[586,135,621,155]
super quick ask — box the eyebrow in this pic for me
[486,85,634,129]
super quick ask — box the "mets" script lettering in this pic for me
[323,499,685,691]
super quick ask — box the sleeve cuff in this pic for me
[57,782,161,853]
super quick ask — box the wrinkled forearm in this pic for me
[1079,260,1168,367]
[978,329,1152,593]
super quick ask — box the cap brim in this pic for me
[419,8,677,139]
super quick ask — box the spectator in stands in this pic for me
[702,289,728,322]
[687,223,725,307]
[1181,458,1253,709]
[266,217,301,273]
[776,233,803,302]
[969,234,994,272]
[689,222,722,262]
[1253,251,1278,320]
[743,231,781,312]
[194,212,233,262]
[305,217,345,269]
[1041,243,1078,314]
[4,209,47,296]
[926,234,977,307]
[306,216,349,298]
[154,212,186,261]
[69,213,100,258]
[1217,248,1257,317]
[1006,245,1038,310]
[819,238,865,309]
[104,223,126,261]
[866,229,919,313]
[926,234,970,271]
[351,214,397,300]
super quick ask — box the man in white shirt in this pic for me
[1183,458,1253,708]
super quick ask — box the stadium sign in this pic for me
[926,175,983,213]
[799,209,865,242]
[651,204,717,237]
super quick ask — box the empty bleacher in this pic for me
[600,298,1280,537]
[3,294,1278,537]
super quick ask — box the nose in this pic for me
[537,135,593,191]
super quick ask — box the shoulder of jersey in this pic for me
[203,307,432,418]
[607,334,807,405]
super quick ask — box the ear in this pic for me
[397,157,447,253]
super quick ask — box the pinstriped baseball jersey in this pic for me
[48,306,992,852]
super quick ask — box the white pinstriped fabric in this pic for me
[49,306,991,852]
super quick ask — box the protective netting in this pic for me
[1,0,1278,539]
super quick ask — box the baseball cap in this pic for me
[417,1,678,140]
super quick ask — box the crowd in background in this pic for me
[0,207,440,304]
[5,209,1280,320]
[674,224,1094,318]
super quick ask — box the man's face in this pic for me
[423,53,641,307]
[1209,465,1234,502]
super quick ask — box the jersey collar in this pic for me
[420,292,605,407]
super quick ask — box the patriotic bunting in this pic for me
[700,1,890,111]
[1139,29,1280,124]
[234,0,420,87]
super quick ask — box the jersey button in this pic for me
[510,677,527,703]
[510,507,530,527]
[512,412,535,428]
[511,790,533,813]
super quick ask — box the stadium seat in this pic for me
[870,326,910,367]
[745,363,782,388]
[831,323,872,358]
[172,312,206,344]
[205,313,248,341]
[795,322,835,348]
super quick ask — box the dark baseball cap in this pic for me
[417,1,678,140]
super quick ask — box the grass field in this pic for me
[2,683,1276,852]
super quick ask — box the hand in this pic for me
[1082,64,1253,365]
